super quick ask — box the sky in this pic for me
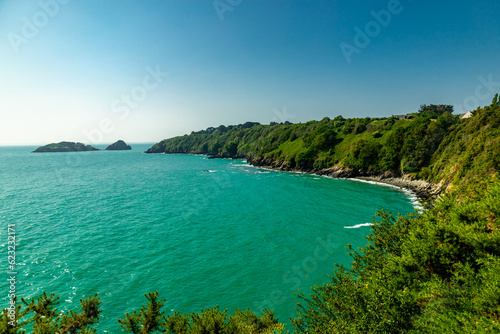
[0,0,499,145]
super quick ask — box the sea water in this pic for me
[0,144,416,332]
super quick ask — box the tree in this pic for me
[3,291,285,334]
[0,292,102,334]
[418,104,454,117]
[118,292,165,334]
[492,93,499,106]
[119,292,284,334]
[348,139,381,171]
[224,140,239,157]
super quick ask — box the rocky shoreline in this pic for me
[352,175,441,200]
[245,157,442,200]
[152,151,442,199]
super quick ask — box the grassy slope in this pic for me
[429,105,500,191]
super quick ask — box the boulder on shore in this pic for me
[105,140,131,150]
[33,142,99,153]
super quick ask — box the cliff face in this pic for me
[248,155,440,198]
[33,142,99,153]
[105,140,131,150]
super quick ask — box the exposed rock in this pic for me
[151,149,441,199]
[246,157,441,199]
[355,174,441,199]
[105,140,131,150]
[33,142,99,153]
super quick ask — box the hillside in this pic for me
[146,102,500,197]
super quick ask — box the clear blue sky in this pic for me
[1,0,499,145]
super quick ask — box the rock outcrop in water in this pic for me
[105,140,131,150]
[33,142,99,153]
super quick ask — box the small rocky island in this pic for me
[33,142,99,153]
[105,140,131,150]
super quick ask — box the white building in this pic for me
[459,111,473,119]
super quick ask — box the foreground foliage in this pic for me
[118,291,285,334]
[0,292,286,334]
[0,292,101,334]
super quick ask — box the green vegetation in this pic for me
[4,99,500,333]
[147,102,499,190]
[427,102,500,188]
[291,100,500,333]
[0,292,101,334]
[118,292,285,334]
[1,292,286,334]
[145,104,468,181]
[33,142,99,153]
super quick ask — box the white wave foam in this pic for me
[344,223,372,229]
[350,178,423,211]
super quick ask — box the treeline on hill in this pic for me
[3,96,500,333]
[146,103,493,184]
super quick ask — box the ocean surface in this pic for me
[0,144,416,332]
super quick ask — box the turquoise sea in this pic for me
[0,144,416,332]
